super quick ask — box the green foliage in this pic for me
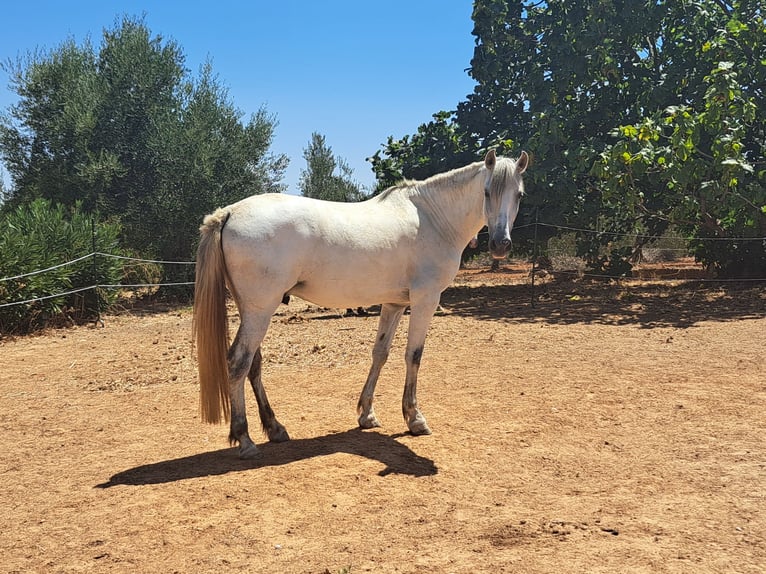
[300,132,364,202]
[596,5,766,277]
[0,199,124,333]
[0,15,287,273]
[372,0,766,278]
[369,111,477,193]
[463,0,699,269]
[582,244,635,278]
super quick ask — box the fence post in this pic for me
[530,208,539,308]
[91,216,104,327]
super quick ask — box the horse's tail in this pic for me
[193,208,232,424]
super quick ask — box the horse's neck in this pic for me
[414,163,486,247]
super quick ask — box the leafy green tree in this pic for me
[369,111,477,193]
[0,37,102,210]
[0,15,286,268]
[454,0,686,268]
[300,132,364,201]
[595,5,766,277]
[371,0,766,277]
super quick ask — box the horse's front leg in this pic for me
[357,304,406,429]
[402,296,440,436]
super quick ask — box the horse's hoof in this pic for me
[268,425,290,443]
[358,414,382,429]
[238,443,260,459]
[408,419,432,436]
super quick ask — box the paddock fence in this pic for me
[1,222,764,315]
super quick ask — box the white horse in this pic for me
[194,149,528,458]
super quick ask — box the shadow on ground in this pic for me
[440,277,766,328]
[96,428,437,488]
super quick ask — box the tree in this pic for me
[0,15,287,268]
[369,111,477,193]
[300,132,364,202]
[0,37,103,210]
[370,0,766,277]
[594,4,766,277]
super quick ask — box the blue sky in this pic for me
[0,1,478,194]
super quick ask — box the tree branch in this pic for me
[711,0,733,15]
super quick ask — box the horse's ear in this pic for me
[484,149,497,170]
[516,151,529,174]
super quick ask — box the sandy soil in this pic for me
[1,263,765,573]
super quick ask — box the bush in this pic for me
[689,235,766,279]
[0,199,125,333]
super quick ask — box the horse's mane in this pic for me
[374,161,485,202]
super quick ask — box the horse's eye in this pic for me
[484,188,490,198]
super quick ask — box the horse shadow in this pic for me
[95,428,437,488]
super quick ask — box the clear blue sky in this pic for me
[0,1,478,195]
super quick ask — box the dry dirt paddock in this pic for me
[1,267,765,573]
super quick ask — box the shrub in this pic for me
[0,199,124,333]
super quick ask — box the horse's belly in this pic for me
[287,276,410,309]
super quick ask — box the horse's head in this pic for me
[482,149,528,259]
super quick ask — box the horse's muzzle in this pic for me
[488,236,512,259]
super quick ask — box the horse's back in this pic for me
[227,193,417,248]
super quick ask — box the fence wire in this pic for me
[0,285,98,308]
[0,253,94,282]
[2,222,765,310]
[0,252,195,309]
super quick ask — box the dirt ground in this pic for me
[1,262,765,573]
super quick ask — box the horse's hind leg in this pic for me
[228,313,272,458]
[248,347,289,442]
[357,304,406,429]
